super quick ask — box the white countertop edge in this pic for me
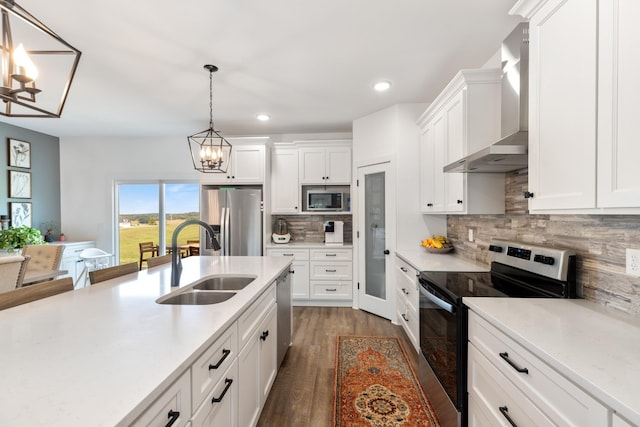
[396,249,489,272]
[464,297,640,424]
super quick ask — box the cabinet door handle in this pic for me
[499,352,529,374]
[325,269,337,273]
[499,406,518,427]
[401,313,409,322]
[208,349,231,370]
[211,378,233,403]
[523,191,535,199]
[260,330,269,341]
[402,288,409,295]
[400,266,408,273]
[166,410,180,427]
[457,199,463,204]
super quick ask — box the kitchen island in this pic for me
[0,256,292,426]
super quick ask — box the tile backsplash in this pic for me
[270,215,353,244]
[448,171,640,316]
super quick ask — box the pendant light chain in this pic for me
[208,67,214,129]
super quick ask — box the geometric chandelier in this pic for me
[0,0,81,118]
[187,64,232,174]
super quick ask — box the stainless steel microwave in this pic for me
[307,190,343,211]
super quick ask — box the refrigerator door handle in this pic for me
[224,206,231,255]
[220,207,227,255]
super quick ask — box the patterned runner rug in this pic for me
[333,336,441,427]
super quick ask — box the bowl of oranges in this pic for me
[421,236,454,253]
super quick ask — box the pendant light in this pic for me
[187,64,232,174]
[0,0,81,117]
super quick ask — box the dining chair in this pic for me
[89,262,139,285]
[21,245,64,279]
[0,277,74,311]
[0,255,30,293]
[187,239,200,256]
[138,242,158,270]
[146,254,172,269]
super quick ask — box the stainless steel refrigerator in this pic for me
[200,186,263,256]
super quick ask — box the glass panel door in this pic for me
[365,171,386,299]
[118,184,159,266]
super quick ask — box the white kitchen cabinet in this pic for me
[238,304,277,427]
[54,241,96,287]
[467,310,609,427]
[200,144,265,184]
[417,69,504,215]
[190,360,239,427]
[394,256,419,352]
[271,148,300,214]
[132,370,191,427]
[514,0,640,212]
[299,145,351,185]
[266,248,310,300]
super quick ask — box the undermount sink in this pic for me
[192,275,256,291]
[157,291,236,305]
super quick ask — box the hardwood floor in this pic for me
[257,306,419,426]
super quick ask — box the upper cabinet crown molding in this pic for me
[510,0,552,19]
[417,69,501,127]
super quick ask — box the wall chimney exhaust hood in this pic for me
[445,23,529,174]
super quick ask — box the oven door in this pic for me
[418,277,463,410]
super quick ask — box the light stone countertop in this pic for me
[0,256,292,427]
[265,242,353,249]
[396,249,489,272]
[464,297,640,425]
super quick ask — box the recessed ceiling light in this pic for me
[256,114,270,121]
[373,81,391,92]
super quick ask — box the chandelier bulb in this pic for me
[13,43,38,81]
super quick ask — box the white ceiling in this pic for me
[0,0,522,138]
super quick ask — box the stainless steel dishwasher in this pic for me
[276,269,292,367]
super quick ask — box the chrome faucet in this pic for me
[171,219,221,287]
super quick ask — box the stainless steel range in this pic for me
[417,239,577,427]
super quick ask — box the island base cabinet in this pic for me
[191,359,239,427]
[132,370,191,427]
[238,303,278,427]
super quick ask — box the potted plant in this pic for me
[0,225,45,253]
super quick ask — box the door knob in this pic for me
[383,250,390,255]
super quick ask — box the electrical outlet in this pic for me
[468,228,474,242]
[626,249,640,277]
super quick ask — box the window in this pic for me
[116,181,199,266]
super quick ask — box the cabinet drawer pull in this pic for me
[325,269,337,273]
[499,406,518,427]
[401,313,409,322]
[499,352,529,374]
[325,253,337,257]
[283,253,294,256]
[326,288,337,292]
[400,266,408,273]
[166,410,180,427]
[260,330,269,341]
[208,349,231,370]
[211,378,233,403]
[401,288,409,295]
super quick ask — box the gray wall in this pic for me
[0,122,61,235]
[448,171,640,316]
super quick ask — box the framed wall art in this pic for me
[9,170,31,198]
[8,139,31,169]
[10,202,32,228]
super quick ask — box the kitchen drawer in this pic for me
[310,281,352,299]
[309,262,352,280]
[469,311,608,426]
[396,257,418,281]
[468,344,555,427]
[396,290,418,348]
[132,370,191,427]
[310,248,352,261]
[238,284,276,351]
[266,248,309,261]
[191,359,239,427]
[191,323,238,412]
